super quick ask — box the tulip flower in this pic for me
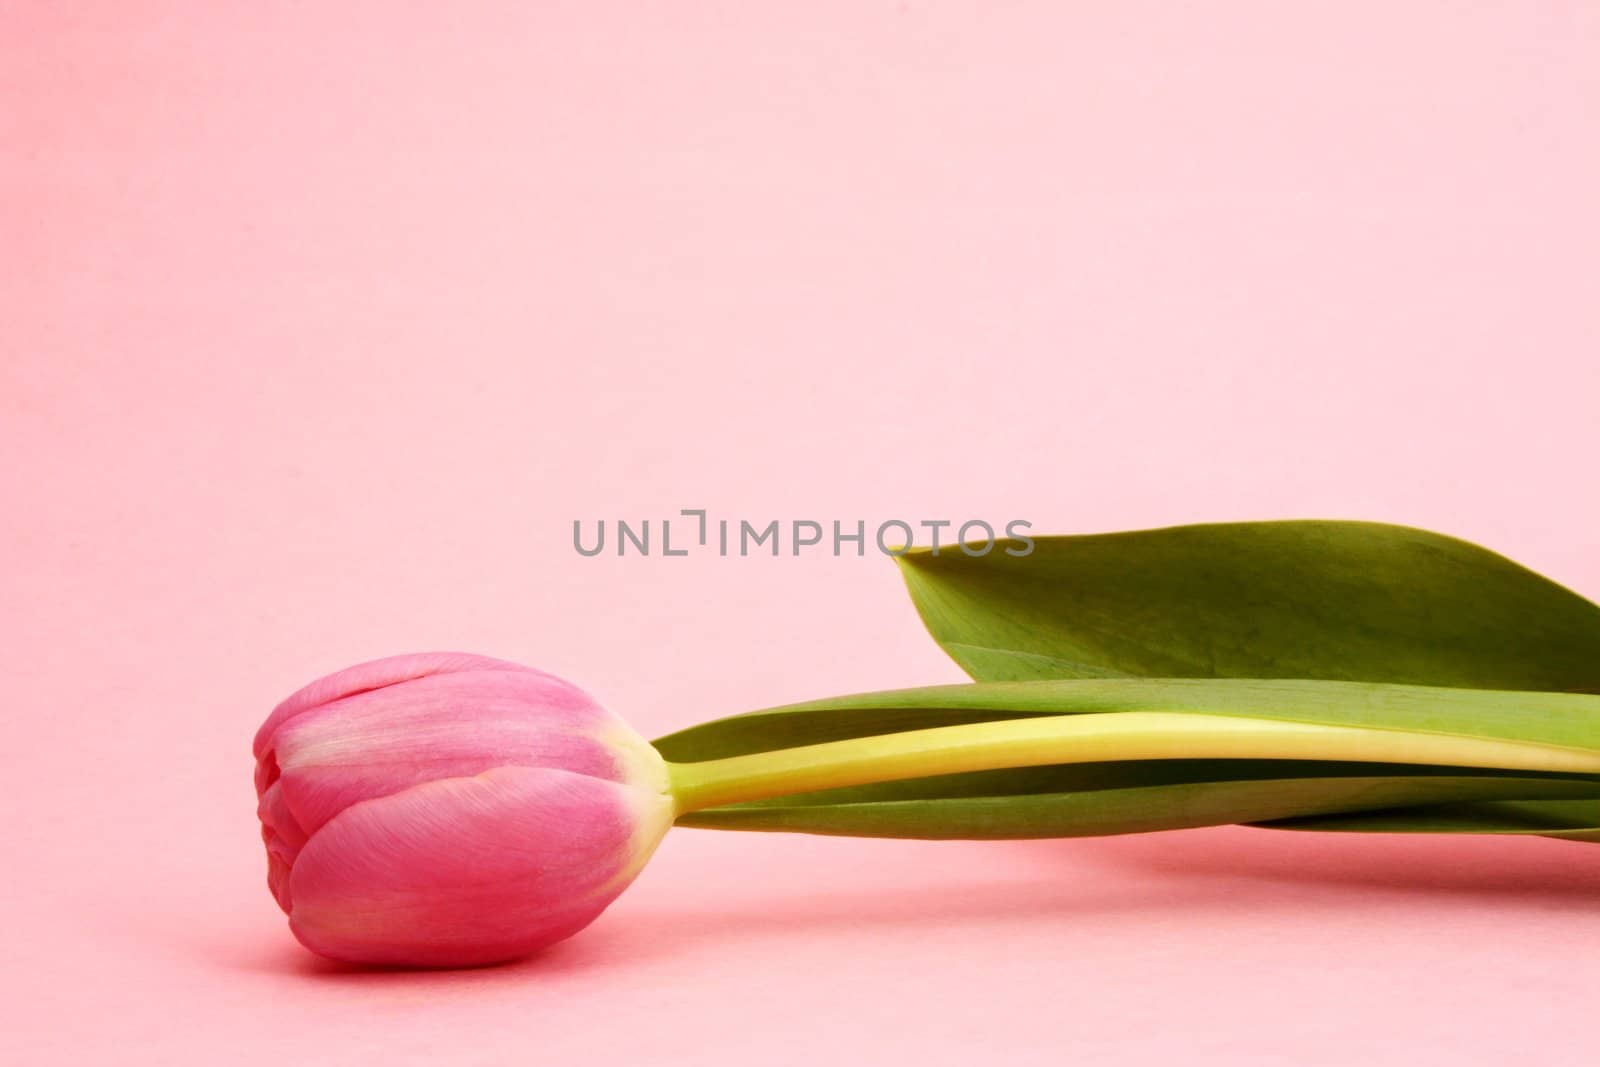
[254,524,1600,968]
[258,659,1600,967]
[254,653,674,967]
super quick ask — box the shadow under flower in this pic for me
[220,824,1600,979]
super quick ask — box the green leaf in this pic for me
[657,679,1600,838]
[656,677,1600,760]
[658,523,1600,840]
[895,520,1600,692]
[677,772,1600,840]
[887,520,1600,839]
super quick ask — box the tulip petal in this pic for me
[287,766,670,967]
[270,670,630,836]
[266,851,294,912]
[257,781,309,855]
[254,652,553,757]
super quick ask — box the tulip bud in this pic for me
[253,653,673,967]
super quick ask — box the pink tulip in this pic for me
[253,653,674,967]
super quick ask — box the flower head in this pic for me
[254,653,673,967]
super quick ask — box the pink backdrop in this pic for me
[5,3,1598,1064]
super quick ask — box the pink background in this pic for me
[5,3,1599,1063]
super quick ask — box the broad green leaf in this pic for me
[655,677,1600,760]
[677,774,1600,840]
[673,759,1596,806]
[657,679,1600,837]
[659,523,1600,840]
[895,520,1600,692]
[888,521,1600,839]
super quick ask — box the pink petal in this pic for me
[270,670,627,837]
[287,766,671,967]
[266,852,294,912]
[253,651,546,757]
[254,749,280,796]
[257,781,309,855]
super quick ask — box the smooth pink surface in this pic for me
[4,3,1598,1063]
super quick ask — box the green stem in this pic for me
[666,711,1600,815]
